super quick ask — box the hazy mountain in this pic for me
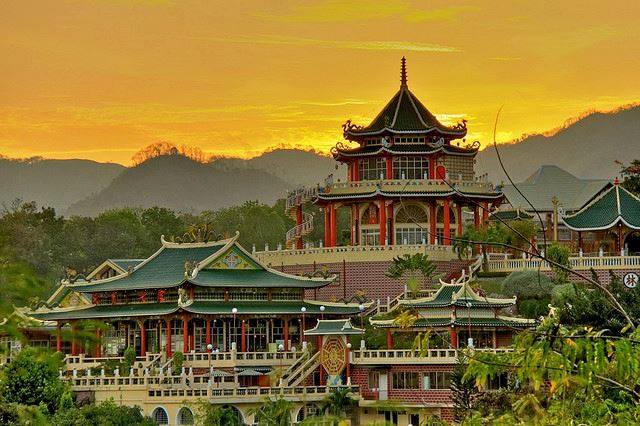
[212,149,345,187]
[66,155,293,216]
[476,105,640,183]
[0,158,124,211]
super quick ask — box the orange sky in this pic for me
[2,0,640,165]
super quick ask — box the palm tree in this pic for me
[385,253,438,297]
[249,397,293,426]
[321,387,357,421]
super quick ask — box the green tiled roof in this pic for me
[192,269,329,289]
[563,183,640,231]
[317,188,502,201]
[305,319,364,335]
[29,300,363,321]
[345,85,466,139]
[110,259,145,271]
[71,243,226,292]
[334,143,477,158]
[374,316,534,329]
[400,283,516,309]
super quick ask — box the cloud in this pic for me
[202,35,461,53]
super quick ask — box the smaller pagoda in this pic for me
[562,179,640,254]
[370,277,535,349]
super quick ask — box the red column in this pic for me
[386,157,392,179]
[240,320,247,352]
[56,323,62,353]
[353,160,360,181]
[283,318,289,351]
[387,202,394,245]
[165,319,172,358]
[354,204,360,245]
[456,204,463,236]
[345,344,351,381]
[182,314,189,353]
[71,323,77,356]
[443,200,451,245]
[139,321,146,357]
[324,207,330,247]
[450,329,458,349]
[94,329,102,357]
[482,202,489,223]
[329,204,337,247]
[205,318,212,348]
[350,205,357,245]
[386,329,394,349]
[429,203,436,244]
[379,200,386,245]
[296,206,304,249]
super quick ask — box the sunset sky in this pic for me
[2,0,640,165]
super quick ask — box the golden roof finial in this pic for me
[400,56,407,87]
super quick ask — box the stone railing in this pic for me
[487,255,640,272]
[255,243,457,266]
[326,178,494,193]
[351,348,511,365]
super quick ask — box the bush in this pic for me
[172,351,185,375]
[501,271,554,299]
[546,243,571,284]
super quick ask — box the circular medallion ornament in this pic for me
[321,337,346,375]
[623,272,639,289]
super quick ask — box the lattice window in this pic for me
[359,158,386,180]
[392,371,420,389]
[393,156,429,179]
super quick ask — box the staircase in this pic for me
[279,350,310,384]
[281,351,321,387]
[285,187,318,249]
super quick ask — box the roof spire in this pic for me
[400,56,407,87]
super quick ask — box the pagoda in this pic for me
[288,58,503,249]
[28,233,366,358]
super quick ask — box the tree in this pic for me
[620,159,640,195]
[546,243,571,285]
[196,403,242,426]
[501,270,554,318]
[0,347,67,414]
[249,397,293,426]
[51,399,155,426]
[321,387,357,421]
[450,356,477,423]
[386,253,438,297]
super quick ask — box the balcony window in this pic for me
[395,204,429,245]
[423,371,451,390]
[361,228,380,246]
[392,371,420,389]
[359,158,386,181]
[393,156,429,180]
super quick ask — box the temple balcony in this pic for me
[351,348,512,366]
[254,242,458,266]
[321,177,496,198]
[486,253,640,273]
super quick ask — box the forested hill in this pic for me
[475,105,640,182]
[0,158,124,211]
[66,155,293,216]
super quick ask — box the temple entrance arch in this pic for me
[625,231,640,255]
[394,202,429,245]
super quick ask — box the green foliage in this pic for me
[249,397,293,426]
[454,222,538,264]
[463,312,640,424]
[0,347,67,414]
[386,253,437,296]
[196,402,242,426]
[122,347,136,371]
[321,387,357,419]
[546,243,571,284]
[51,398,155,426]
[557,271,640,334]
[172,351,185,375]
[451,356,477,423]
[620,159,640,196]
[501,271,554,318]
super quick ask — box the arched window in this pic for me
[152,407,169,425]
[360,204,381,246]
[297,403,321,422]
[177,407,194,425]
[394,204,429,245]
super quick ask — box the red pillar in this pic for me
[283,318,289,351]
[139,321,146,357]
[387,202,394,245]
[240,320,247,352]
[429,202,436,244]
[324,207,330,247]
[182,314,189,353]
[456,204,463,236]
[379,200,386,245]
[165,319,172,358]
[473,205,480,230]
[329,204,337,247]
[386,329,394,349]
[450,329,458,349]
[353,160,360,181]
[296,206,304,249]
[71,323,78,356]
[56,323,62,353]
[482,202,489,223]
[350,205,356,245]
[345,345,351,382]
[443,199,451,245]
[205,318,212,348]
[386,157,393,179]
[94,329,102,357]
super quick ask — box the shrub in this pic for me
[172,351,185,375]
[501,271,554,299]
